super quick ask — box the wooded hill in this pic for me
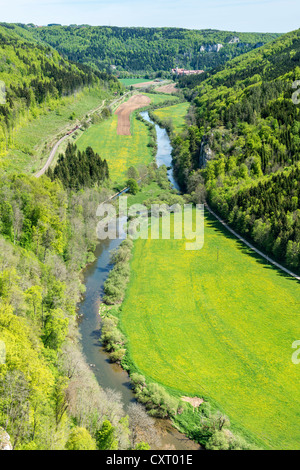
[172,28,300,270]
[0,23,120,159]
[23,24,279,75]
[0,24,131,450]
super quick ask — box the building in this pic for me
[172,68,205,76]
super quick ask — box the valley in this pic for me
[0,20,299,452]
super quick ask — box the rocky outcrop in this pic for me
[199,135,214,168]
[228,36,240,44]
[200,44,223,53]
[0,428,13,450]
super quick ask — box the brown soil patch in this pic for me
[156,83,178,94]
[115,94,151,135]
[132,80,158,89]
[181,396,204,408]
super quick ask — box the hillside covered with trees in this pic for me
[0,23,120,161]
[25,24,279,75]
[0,24,141,450]
[172,28,300,271]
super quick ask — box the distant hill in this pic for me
[23,24,280,75]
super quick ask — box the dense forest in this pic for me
[0,171,162,449]
[0,23,152,450]
[47,143,109,189]
[171,28,300,271]
[23,24,279,75]
[0,23,120,159]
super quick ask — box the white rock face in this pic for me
[229,36,240,44]
[0,427,13,450]
[200,44,224,53]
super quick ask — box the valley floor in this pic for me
[120,209,300,449]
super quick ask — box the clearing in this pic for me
[115,94,151,135]
[120,210,300,450]
[152,102,190,134]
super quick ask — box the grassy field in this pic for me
[4,88,109,175]
[143,92,180,106]
[152,102,190,134]
[120,210,300,450]
[76,112,154,183]
[120,78,154,86]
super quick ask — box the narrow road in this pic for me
[35,132,72,178]
[205,203,300,281]
[35,92,131,178]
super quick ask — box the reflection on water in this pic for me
[140,111,180,191]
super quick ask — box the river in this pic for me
[78,111,200,450]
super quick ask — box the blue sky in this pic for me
[1,0,299,33]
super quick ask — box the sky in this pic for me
[0,0,299,33]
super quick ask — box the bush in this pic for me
[127,178,139,195]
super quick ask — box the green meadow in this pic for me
[143,92,180,106]
[76,113,154,182]
[120,210,300,450]
[119,78,154,86]
[152,102,190,134]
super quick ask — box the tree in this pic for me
[127,178,139,195]
[206,430,230,450]
[128,166,139,180]
[65,427,96,450]
[43,309,69,350]
[96,420,118,450]
[128,403,160,449]
[134,442,151,450]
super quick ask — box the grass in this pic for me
[143,93,180,106]
[120,78,154,86]
[76,112,154,183]
[4,88,109,175]
[152,102,190,134]
[126,181,166,206]
[120,210,300,450]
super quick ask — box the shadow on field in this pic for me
[204,210,300,285]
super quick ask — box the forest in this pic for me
[171,28,300,271]
[47,143,110,190]
[0,169,161,449]
[23,24,279,75]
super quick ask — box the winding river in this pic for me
[78,112,200,450]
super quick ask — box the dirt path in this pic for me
[115,94,151,135]
[35,93,131,178]
[205,203,300,281]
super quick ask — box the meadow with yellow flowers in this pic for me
[120,210,300,450]
[76,112,153,182]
